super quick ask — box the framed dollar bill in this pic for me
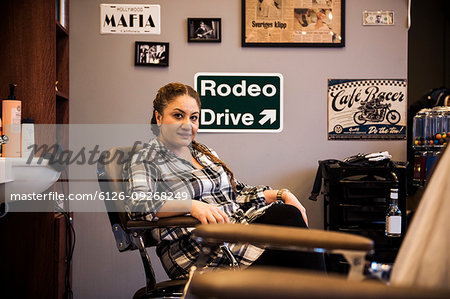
[363,11,394,26]
[328,79,407,140]
[242,0,345,47]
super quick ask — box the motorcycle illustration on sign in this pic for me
[353,94,401,125]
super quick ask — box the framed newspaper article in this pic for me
[328,79,407,140]
[242,0,345,47]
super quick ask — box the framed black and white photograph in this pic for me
[188,18,221,42]
[135,41,169,67]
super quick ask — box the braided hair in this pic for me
[151,83,237,192]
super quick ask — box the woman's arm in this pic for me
[154,200,192,218]
[155,200,230,224]
[234,180,270,211]
[263,189,308,226]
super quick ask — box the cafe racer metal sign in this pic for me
[328,79,407,140]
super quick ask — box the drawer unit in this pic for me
[320,161,408,271]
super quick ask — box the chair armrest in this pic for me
[127,215,200,229]
[193,223,373,251]
[189,268,449,299]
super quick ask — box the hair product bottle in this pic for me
[2,84,22,157]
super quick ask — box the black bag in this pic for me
[308,154,394,201]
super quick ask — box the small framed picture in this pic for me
[188,18,221,43]
[135,41,169,67]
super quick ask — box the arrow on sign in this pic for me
[259,109,277,125]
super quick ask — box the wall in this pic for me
[70,0,408,298]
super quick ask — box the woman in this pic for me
[124,83,324,279]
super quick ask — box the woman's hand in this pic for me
[191,201,230,224]
[282,191,309,226]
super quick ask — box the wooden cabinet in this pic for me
[0,0,70,138]
[0,212,72,298]
[0,0,69,143]
[0,0,71,298]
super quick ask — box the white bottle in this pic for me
[385,186,402,237]
[21,118,35,159]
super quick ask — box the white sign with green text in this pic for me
[194,73,283,132]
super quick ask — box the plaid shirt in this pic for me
[123,139,273,279]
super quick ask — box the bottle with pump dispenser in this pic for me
[2,84,22,157]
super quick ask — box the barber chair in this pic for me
[187,146,450,298]
[97,146,200,298]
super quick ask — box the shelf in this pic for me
[337,226,384,233]
[56,100,69,125]
[56,23,69,99]
[338,202,387,207]
[56,0,68,32]
[56,22,68,37]
[56,90,69,101]
[339,178,393,186]
[413,145,446,151]
[325,193,389,201]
